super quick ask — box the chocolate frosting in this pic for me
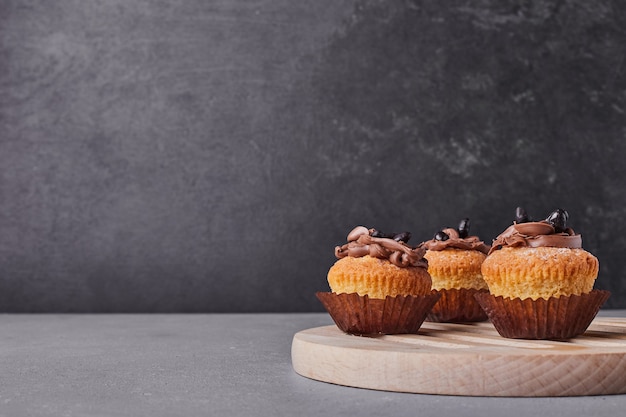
[422,228,491,254]
[335,226,428,269]
[489,221,582,255]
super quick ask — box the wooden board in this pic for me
[291,318,626,397]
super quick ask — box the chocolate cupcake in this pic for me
[317,226,439,335]
[476,207,610,340]
[421,218,491,322]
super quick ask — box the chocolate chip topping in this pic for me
[335,226,428,269]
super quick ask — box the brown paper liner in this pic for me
[316,291,441,336]
[426,288,489,323]
[474,289,610,340]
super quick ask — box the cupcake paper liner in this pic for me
[316,291,441,336]
[426,288,489,323]
[474,289,610,340]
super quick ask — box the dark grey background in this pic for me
[1,0,625,312]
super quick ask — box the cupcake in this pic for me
[421,218,491,322]
[317,226,440,335]
[476,207,610,339]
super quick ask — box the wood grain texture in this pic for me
[292,318,626,396]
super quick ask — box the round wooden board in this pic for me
[291,318,626,397]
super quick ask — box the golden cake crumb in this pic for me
[424,248,488,291]
[327,255,432,299]
[481,246,599,300]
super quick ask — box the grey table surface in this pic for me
[1,311,626,417]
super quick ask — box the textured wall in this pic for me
[1,0,625,312]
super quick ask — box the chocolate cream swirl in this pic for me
[488,221,582,255]
[335,226,428,269]
[422,228,490,254]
